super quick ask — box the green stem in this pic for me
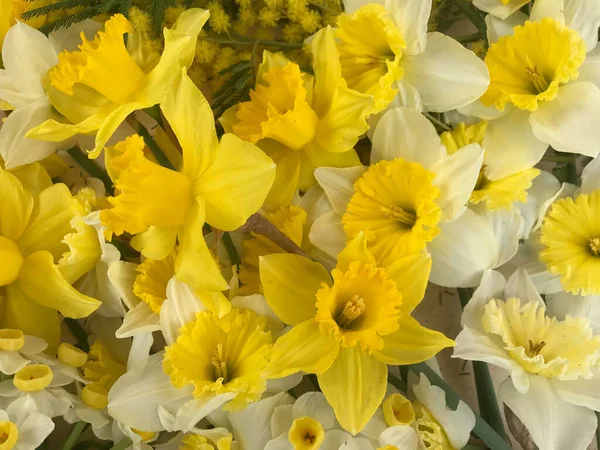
[451,0,487,39]
[64,319,89,352]
[458,288,507,440]
[222,232,242,268]
[108,438,132,450]
[404,364,511,450]
[542,153,578,164]
[128,117,175,171]
[565,161,579,185]
[456,32,482,43]
[203,36,303,49]
[66,146,114,196]
[61,422,87,450]
[424,112,452,131]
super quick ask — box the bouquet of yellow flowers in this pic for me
[1,0,599,449]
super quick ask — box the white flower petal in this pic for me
[116,302,161,339]
[476,207,523,267]
[231,294,284,332]
[15,412,55,449]
[483,108,548,180]
[458,99,509,121]
[127,332,153,371]
[20,336,47,356]
[359,407,387,441]
[579,45,600,89]
[314,167,367,216]
[384,0,431,55]
[371,107,444,167]
[308,211,346,260]
[564,0,600,52]
[530,0,566,22]
[430,143,484,222]
[545,292,600,333]
[107,261,140,310]
[266,373,303,393]
[48,19,102,53]
[339,437,375,450]
[379,425,419,450]
[484,10,528,41]
[505,267,545,305]
[500,376,597,450]
[265,434,293,450]
[160,277,206,346]
[553,377,600,411]
[428,209,499,288]
[461,269,506,330]
[530,81,600,157]
[475,0,529,20]
[401,33,490,113]
[160,393,236,433]
[516,171,561,239]
[0,351,29,375]
[321,429,353,450]
[271,404,294,438]
[581,155,600,193]
[292,392,335,430]
[6,396,37,426]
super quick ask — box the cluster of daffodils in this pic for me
[1,0,600,449]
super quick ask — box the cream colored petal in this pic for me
[308,211,347,260]
[385,0,430,55]
[564,0,600,51]
[460,269,506,330]
[116,302,161,339]
[314,166,367,216]
[160,277,206,346]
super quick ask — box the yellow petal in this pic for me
[160,69,217,180]
[195,133,276,230]
[264,150,301,208]
[310,26,341,117]
[336,232,376,272]
[17,183,81,260]
[131,226,179,260]
[384,252,432,314]
[175,196,229,292]
[18,250,101,318]
[256,50,293,85]
[299,145,361,191]
[259,253,331,325]
[318,346,387,434]
[10,162,53,195]
[58,216,102,284]
[373,315,454,365]
[1,283,60,353]
[170,9,210,69]
[0,168,33,241]
[196,290,232,318]
[264,319,340,378]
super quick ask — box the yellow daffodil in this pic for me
[0,164,101,348]
[440,121,540,211]
[455,269,600,450]
[99,68,275,294]
[335,0,489,113]
[220,27,372,206]
[25,9,210,158]
[260,233,453,434]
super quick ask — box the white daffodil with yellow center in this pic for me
[0,329,47,376]
[0,396,54,450]
[310,107,523,288]
[98,66,275,295]
[335,0,489,113]
[360,373,475,450]
[220,27,372,206]
[462,0,600,180]
[0,164,101,348]
[454,268,600,450]
[259,233,453,434]
[25,9,209,158]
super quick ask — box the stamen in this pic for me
[303,432,316,444]
[526,66,550,94]
[589,238,600,256]
[211,343,229,382]
[336,295,366,328]
[381,205,417,227]
[528,339,547,357]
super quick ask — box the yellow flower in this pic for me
[0,0,50,47]
[0,165,100,349]
[221,27,372,206]
[26,9,211,158]
[239,205,307,295]
[133,251,177,314]
[81,340,126,409]
[540,190,600,295]
[481,18,586,112]
[180,433,233,450]
[163,309,273,411]
[99,69,275,294]
[260,233,453,433]
[440,121,540,210]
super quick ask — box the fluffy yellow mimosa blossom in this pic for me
[239,205,307,294]
[539,190,600,295]
[100,69,276,294]
[260,233,453,433]
[440,121,540,210]
[221,26,372,206]
[0,165,101,348]
[163,309,273,411]
[25,9,211,158]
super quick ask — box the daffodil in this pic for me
[155,429,235,450]
[0,164,101,348]
[99,67,275,294]
[310,107,523,287]
[462,0,600,178]
[334,0,489,114]
[454,268,600,450]
[0,396,55,450]
[220,27,372,206]
[0,329,47,376]
[260,233,453,434]
[472,0,531,19]
[25,9,211,158]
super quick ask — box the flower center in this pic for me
[58,343,88,367]
[481,18,586,112]
[482,297,600,380]
[0,236,23,287]
[0,421,18,450]
[13,364,53,392]
[133,250,177,314]
[211,343,229,383]
[382,393,415,427]
[414,403,453,450]
[342,158,441,263]
[0,329,24,352]
[234,62,319,150]
[82,382,110,409]
[288,417,325,450]
[540,191,600,295]
[315,262,402,350]
[82,340,126,409]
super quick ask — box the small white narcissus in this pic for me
[0,329,47,375]
[453,268,600,450]
[0,396,54,450]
